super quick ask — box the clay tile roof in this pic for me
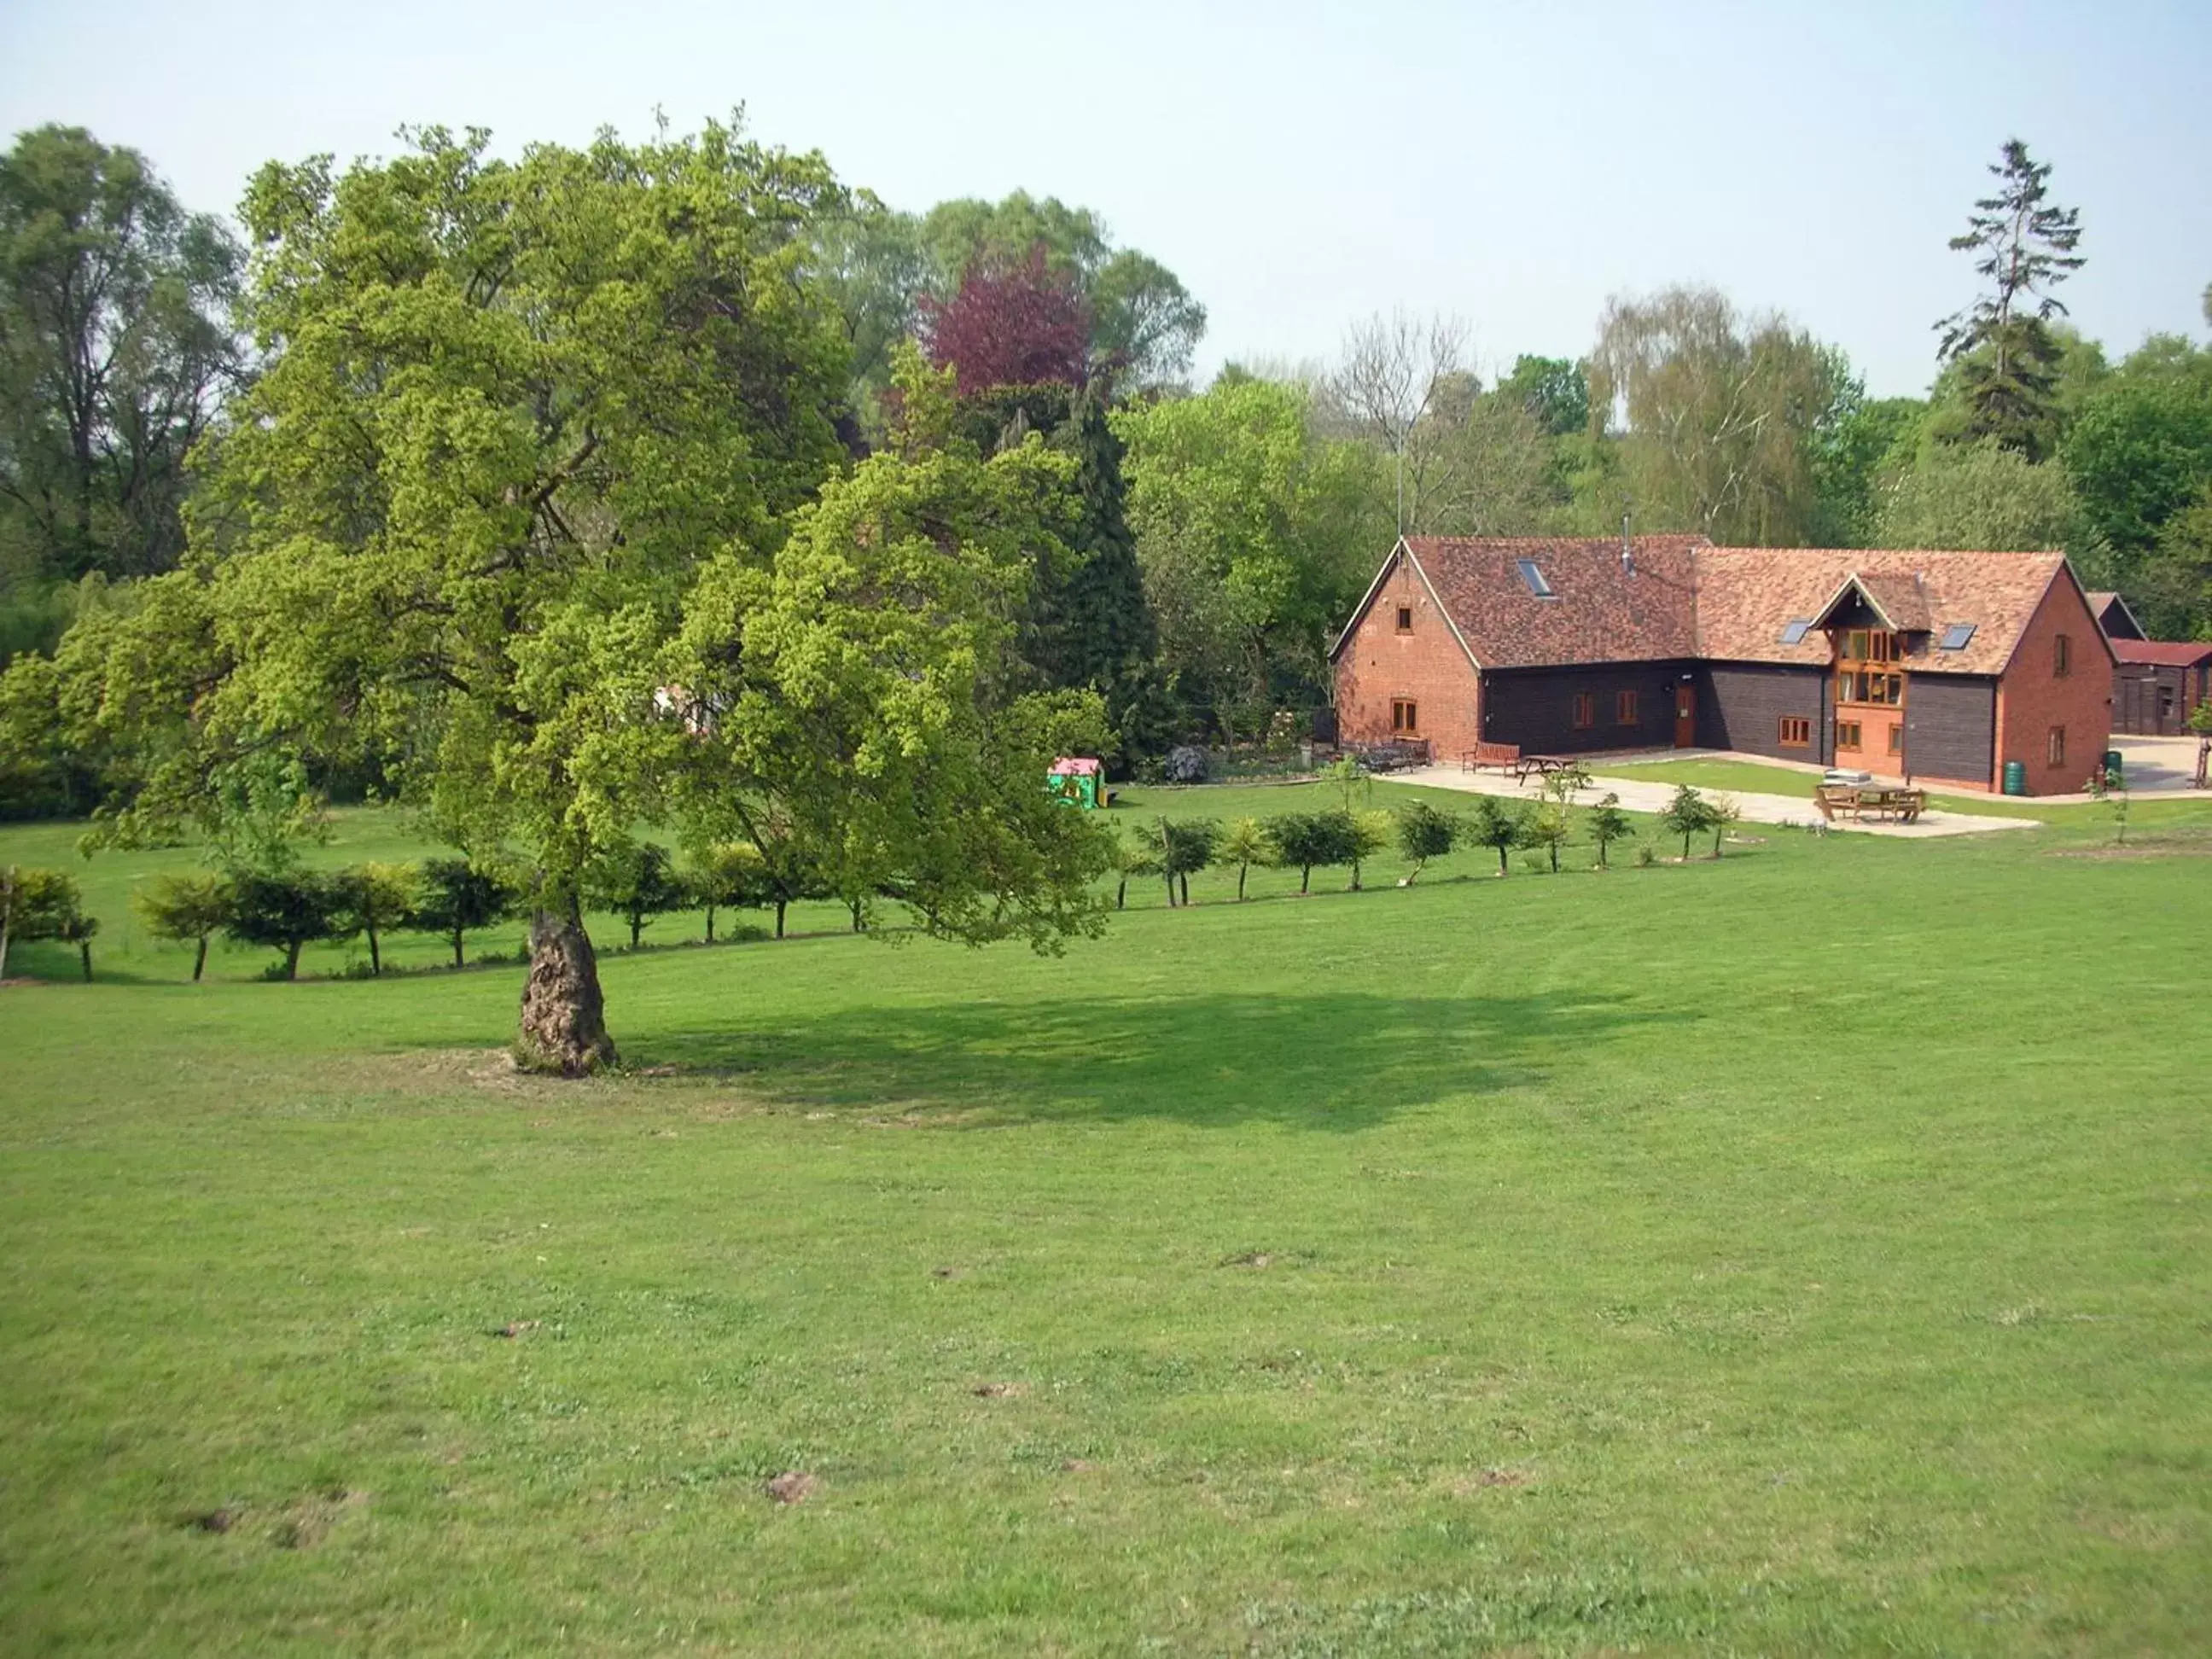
[2111,638,2212,667]
[1694,548,2074,677]
[1393,536,1708,667]
[1851,573,1933,633]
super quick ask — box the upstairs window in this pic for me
[2047,725,2066,767]
[1778,716,1811,748]
[1394,603,1413,633]
[1615,689,1639,725]
[1571,692,1596,730]
[1779,620,1813,646]
[1390,698,1419,736]
[1515,559,1555,598]
[2053,632,2072,678]
[1938,622,1976,651]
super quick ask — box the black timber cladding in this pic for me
[1479,661,1695,754]
[1903,673,1996,784]
[1697,663,1828,763]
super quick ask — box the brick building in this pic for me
[2083,589,2212,736]
[1332,537,2114,795]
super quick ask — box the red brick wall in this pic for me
[1994,573,2113,795]
[1333,552,1483,759]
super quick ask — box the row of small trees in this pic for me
[1109,783,1741,907]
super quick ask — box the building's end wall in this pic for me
[1332,554,1482,758]
[1995,575,2114,795]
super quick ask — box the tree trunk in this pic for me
[629,910,643,949]
[1350,860,1362,892]
[1549,844,1559,873]
[367,919,381,976]
[192,935,207,981]
[1179,871,1190,906]
[516,906,617,1077]
[1496,846,1509,876]
[1300,864,1311,895]
[284,940,303,981]
[850,899,864,933]
[775,899,787,939]
[1237,863,1248,901]
[1115,875,1127,911]
[451,928,465,969]
[79,940,93,982]
[704,903,716,944]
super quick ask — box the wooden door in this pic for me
[1673,685,1696,748]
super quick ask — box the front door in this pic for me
[1673,684,1696,748]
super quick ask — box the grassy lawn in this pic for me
[3,787,2209,1653]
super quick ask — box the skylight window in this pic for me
[1938,622,1977,650]
[1514,558,1555,598]
[1779,620,1813,646]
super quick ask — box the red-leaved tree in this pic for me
[918,245,1090,396]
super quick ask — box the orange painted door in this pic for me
[1674,685,1696,748]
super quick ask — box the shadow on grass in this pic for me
[628,990,1690,1132]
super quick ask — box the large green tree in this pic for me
[2063,335,2212,610]
[1936,138,2086,461]
[1589,286,1842,544]
[0,126,242,614]
[1113,377,1389,728]
[40,122,855,1069]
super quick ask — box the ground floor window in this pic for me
[1572,691,1595,730]
[1778,715,1811,748]
[2161,684,2175,719]
[1390,698,1418,736]
[1615,689,1639,725]
[1887,725,1901,755]
[2047,725,2065,767]
[1837,719,1862,751]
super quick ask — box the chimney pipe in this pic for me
[1620,509,1634,574]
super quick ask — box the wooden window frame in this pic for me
[1836,719,1863,751]
[1778,715,1811,749]
[1390,697,1419,737]
[2053,632,2071,678]
[1887,725,1901,755]
[1571,691,1596,731]
[1614,689,1639,726]
[1394,603,1414,635]
[2046,725,2065,767]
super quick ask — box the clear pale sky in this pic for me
[3,0,2206,396]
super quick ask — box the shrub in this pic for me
[412,859,519,969]
[1394,801,1458,883]
[1,866,97,981]
[683,844,772,942]
[1156,818,1221,907]
[1264,812,1358,895]
[333,862,420,976]
[1658,784,1715,861]
[132,871,233,981]
[1217,817,1270,901]
[1525,805,1571,873]
[591,843,688,949]
[225,869,350,981]
[1347,809,1392,891]
[1586,794,1634,869]
[1466,795,1531,876]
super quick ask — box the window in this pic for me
[1778,716,1812,748]
[1615,689,1639,725]
[1394,603,1413,634]
[1390,698,1418,736]
[1939,622,1976,651]
[2160,684,2177,719]
[1572,692,1596,730]
[1837,720,1862,751]
[1887,725,1901,755]
[1779,620,1813,646]
[1515,558,1555,598]
[2053,633,2071,678]
[2047,725,2065,767]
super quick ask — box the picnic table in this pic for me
[1511,754,1577,785]
[1813,783,1925,824]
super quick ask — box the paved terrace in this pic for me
[1393,735,2211,838]
[1392,760,2040,838]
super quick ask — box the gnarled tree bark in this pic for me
[516,905,617,1076]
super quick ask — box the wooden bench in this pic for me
[1461,742,1521,773]
[1814,784,1925,824]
